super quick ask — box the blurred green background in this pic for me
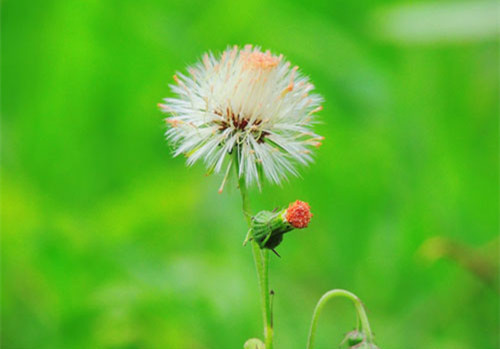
[2,0,499,348]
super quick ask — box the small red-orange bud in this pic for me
[285,200,312,229]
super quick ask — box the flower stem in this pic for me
[236,170,273,349]
[306,289,374,349]
[262,249,273,348]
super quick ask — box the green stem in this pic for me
[306,289,374,349]
[262,249,273,349]
[236,166,273,349]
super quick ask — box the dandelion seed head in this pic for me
[160,44,323,189]
[245,50,280,70]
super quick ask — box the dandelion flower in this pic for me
[159,45,323,191]
[285,200,312,229]
[247,200,313,252]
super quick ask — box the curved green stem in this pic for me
[236,166,273,349]
[306,289,373,349]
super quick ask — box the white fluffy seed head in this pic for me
[159,44,324,191]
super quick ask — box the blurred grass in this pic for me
[1,0,499,348]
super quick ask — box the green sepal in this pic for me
[342,331,364,347]
[250,209,293,249]
[341,330,380,349]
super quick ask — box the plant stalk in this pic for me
[306,289,374,349]
[237,169,274,349]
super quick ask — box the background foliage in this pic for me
[2,0,499,348]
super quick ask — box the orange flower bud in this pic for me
[285,200,312,229]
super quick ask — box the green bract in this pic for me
[342,330,365,347]
[250,209,293,250]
